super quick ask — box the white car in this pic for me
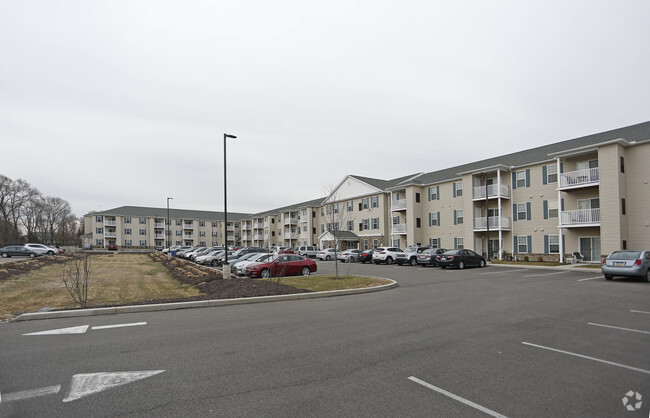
[296,246,320,258]
[24,243,57,256]
[372,247,403,265]
[316,248,338,261]
[196,250,226,266]
[234,253,275,276]
[337,249,361,262]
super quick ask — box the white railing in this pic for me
[284,232,298,239]
[561,208,600,225]
[391,199,406,211]
[183,234,194,240]
[105,220,117,227]
[104,231,117,238]
[241,224,251,231]
[392,224,407,234]
[154,223,165,228]
[263,222,269,228]
[473,216,511,230]
[284,218,297,225]
[253,234,264,240]
[154,234,165,239]
[183,223,193,229]
[253,223,262,229]
[473,184,510,200]
[559,168,599,188]
[241,233,251,240]
[226,234,235,241]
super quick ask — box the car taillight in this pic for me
[602,259,606,264]
[448,256,455,260]
[634,259,642,266]
[380,251,386,254]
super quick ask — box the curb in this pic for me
[12,279,398,322]
[487,262,602,272]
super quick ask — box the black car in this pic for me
[416,248,448,267]
[436,249,486,269]
[0,245,42,258]
[359,249,375,263]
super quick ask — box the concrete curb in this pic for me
[13,279,398,322]
[487,261,602,272]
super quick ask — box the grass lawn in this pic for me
[0,254,200,321]
[276,274,392,292]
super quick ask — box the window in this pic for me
[621,198,626,215]
[96,227,103,234]
[454,210,464,225]
[320,224,325,233]
[515,203,531,221]
[415,193,420,203]
[199,231,206,237]
[175,230,181,236]
[96,238,104,246]
[139,229,147,235]
[199,241,206,247]
[516,171,526,188]
[176,220,181,226]
[139,218,146,224]
[347,220,354,231]
[364,239,369,250]
[620,156,625,173]
[347,201,353,212]
[334,203,339,214]
[212,221,218,227]
[518,236,528,253]
[96,216,103,222]
[371,196,379,208]
[548,235,559,253]
[429,238,440,248]
[392,216,399,225]
[578,198,599,210]
[372,217,379,229]
[373,239,378,248]
[125,229,132,235]
[453,182,463,197]
[428,186,439,201]
[362,219,369,230]
[622,240,627,250]
[321,207,324,216]
[429,212,440,227]
[124,217,131,224]
[545,164,557,184]
[362,198,369,210]
[125,239,132,246]
[544,200,558,219]
[416,218,421,228]
[139,240,147,246]
[199,221,205,227]
[455,237,464,249]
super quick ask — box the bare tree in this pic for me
[62,253,92,309]
[321,188,352,279]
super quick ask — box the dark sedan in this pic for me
[416,248,448,267]
[0,246,42,258]
[359,249,375,264]
[436,249,486,269]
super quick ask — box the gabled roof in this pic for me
[87,206,251,221]
[250,197,324,217]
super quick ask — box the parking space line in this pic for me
[588,322,650,335]
[577,276,602,281]
[480,269,530,275]
[522,342,650,374]
[630,310,650,315]
[523,271,569,278]
[91,322,147,330]
[408,376,509,418]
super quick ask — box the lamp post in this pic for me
[167,197,173,258]
[223,133,237,279]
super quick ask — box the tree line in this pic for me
[0,174,79,246]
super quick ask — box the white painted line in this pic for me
[523,271,569,278]
[480,269,531,275]
[408,376,509,418]
[577,276,602,281]
[630,310,650,315]
[92,322,147,330]
[63,370,165,402]
[522,342,650,374]
[1,385,61,403]
[23,325,89,335]
[588,322,650,335]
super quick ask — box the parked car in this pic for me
[47,245,64,254]
[396,246,430,266]
[24,243,57,256]
[82,244,93,250]
[602,250,650,281]
[247,255,317,278]
[107,244,118,251]
[416,248,448,267]
[174,246,194,258]
[436,249,486,269]
[196,250,232,267]
[234,253,275,276]
[162,245,180,254]
[337,249,361,262]
[228,252,265,272]
[0,245,42,258]
[359,249,375,263]
[296,246,320,258]
[186,247,208,261]
[372,247,402,265]
[316,248,338,261]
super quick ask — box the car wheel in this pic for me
[301,267,311,276]
[29,253,35,258]
[440,266,446,269]
[361,260,366,264]
[260,269,270,279]
[211,260,218,266]
[605,275,613,280]
[386,257,393,265]
[645,269,650,282]
[1,252,7,258]
[458,261,465,270]
[47,251,54,255]
[410,258,417,266]
[325,255,331,261]
[479,260,486,268]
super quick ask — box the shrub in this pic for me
[538,256,544,262]
[523,256,530,262]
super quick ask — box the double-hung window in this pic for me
[362,219,369,230]
[372,217,379,229]
[454,210,464,225]
[453,182,463,197]
[347,201,353,212]
[371,196,379,208]
[347,220,354,231]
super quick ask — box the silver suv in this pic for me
[396,246,430,266]
[296,246,320,258]
[24,243,57,256]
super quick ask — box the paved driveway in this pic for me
[1,261,648,417]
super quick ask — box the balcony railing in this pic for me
[241,233,251,240]
[226,234,235,241]
[104,231,117,238]
[473,216,511,231]
[284,232,298,239]
[392,224,407,234]
[253,234,264,240]
[559,168,599,189]
[473,184,510,200]
[183,234,194,240]
[183,224,193,229]
[560,208,600,226]
[391,199,406,211]
[241,224,251,231]
[264,222,269,228]
[154,223,165,228]
[105,220,117,227]
[154,234,165,239]
[284,218,297,225]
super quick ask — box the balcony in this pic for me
[559,168,599,190]
[105,220,117,227]
[254,233,264,240]
[391,199,406,211]
[473,216,511,231]
[183,234,194,240]
[154,222,165,228]
[253,223,262,229]
[264,222,269,228]
[241,224,251,231]
[226,234,235,241]
[183,223,193,230]
[226,225,235,231]
[392,224,407,234]
[473,184,510,200]
[154,234,165,239]
[284,218,297,226]
[560,208,600,227]
[284,232,298,240]
[104,231,117,238]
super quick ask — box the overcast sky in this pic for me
[2,1,649,217]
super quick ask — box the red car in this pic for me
[107,244,118,251]
[246,255,317,278]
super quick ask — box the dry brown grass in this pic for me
[0,254,200,321]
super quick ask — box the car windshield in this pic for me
[422,249,436,254]
[404,247,418,253]
[442,250,457,255]
[608,251,642,260]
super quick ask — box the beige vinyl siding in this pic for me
[626,142,650,250]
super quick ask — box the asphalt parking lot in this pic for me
[1,260,648,417]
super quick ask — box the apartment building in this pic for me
[83,122,650,261]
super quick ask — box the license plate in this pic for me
[614,262,626,267]
[440,257,447,261]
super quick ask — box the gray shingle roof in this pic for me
[87,206,251,221]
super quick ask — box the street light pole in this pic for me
[223,133,237,279]
[167,197,173,258]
